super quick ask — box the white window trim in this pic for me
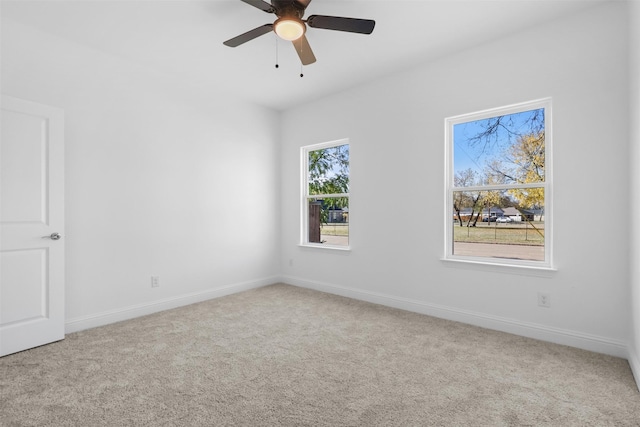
[443,98,554,271]
[300,138,351,250]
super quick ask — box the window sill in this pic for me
[440,257,556,278]
[299,243,351,252]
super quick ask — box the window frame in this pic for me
[300,138,350,250]
[444,98,553,270]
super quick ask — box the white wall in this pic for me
[2,1,636,376]
[629,0,640,385]
[1,20,281,330]
[281,2,631,357]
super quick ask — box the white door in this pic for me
[0,95,65,357]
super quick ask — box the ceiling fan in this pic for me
[223,0,376,66]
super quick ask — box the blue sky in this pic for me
[453,108,544,179]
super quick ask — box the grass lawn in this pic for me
[319,222,544,246]
[453,222,544,246]
[320,223,349,236]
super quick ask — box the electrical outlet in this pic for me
[151,276,160,288]
[538,292,550,308]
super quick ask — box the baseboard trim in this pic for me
[282,275,629,359]
[65,276,278,334]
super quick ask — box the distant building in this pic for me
[502,207,522,222]
[454,206,544,223]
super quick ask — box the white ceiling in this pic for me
[2,0,606,111]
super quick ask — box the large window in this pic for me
[301,139,349,249]
[445,99,552,268]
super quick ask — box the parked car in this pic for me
[496,216,512,223]
[482,216,497,222]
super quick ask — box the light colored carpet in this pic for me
[1,283,639,426]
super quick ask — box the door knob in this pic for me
[43,232,62,240]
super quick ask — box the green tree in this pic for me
[485,131,545,209]
[308,144,349,224]
[453,168,476,226]
[453,169,491,227]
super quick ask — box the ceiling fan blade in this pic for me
[292,35,316,65]
[223,24,274,47]
[306,15,375,34]
[239,0,276,13]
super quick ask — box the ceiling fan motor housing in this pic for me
[272,0,306,19]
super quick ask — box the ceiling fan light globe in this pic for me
[274,18,305,41]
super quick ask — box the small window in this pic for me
[445,99,552,268]
[301,140,349,249]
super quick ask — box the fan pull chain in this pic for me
[274,35,279,69]
[297,38,303,77]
